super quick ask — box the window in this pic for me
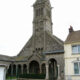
[36,8,43,17]
[36,9,39,16]
[74,62,80,75]
[40,8,43,16]
[72,45,80,54]
[47,9,51,18]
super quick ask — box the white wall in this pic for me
[64,43,80,80]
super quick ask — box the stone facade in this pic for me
[0,0,64,80]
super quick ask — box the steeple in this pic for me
[33,0,53,35]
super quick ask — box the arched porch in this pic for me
[6,59,60,80]
[45,58,60,80]
[49,59,58,80]
[29,60,40,74]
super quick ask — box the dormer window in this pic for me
[72,45,80,54]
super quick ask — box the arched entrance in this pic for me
[49,59,58,80]
[13,64,16,76]
[17,64,21,75]
[23,64,27,74]
[29,61,40,74]
[7,65,11,76]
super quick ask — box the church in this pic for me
[0,0,64,80]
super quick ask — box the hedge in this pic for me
[18,74,46,79]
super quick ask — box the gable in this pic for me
[45,32,64,52]
[17,36,33,56]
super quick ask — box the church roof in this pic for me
[0,54,27,62]
[65,30,80,44]
[53,35,63,45]
[0,54,12,62]
[45,31,64,51]
[13,56,28,62]
[43,50,64,54]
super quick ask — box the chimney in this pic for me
[69,25,74,33]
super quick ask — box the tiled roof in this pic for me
[65,30,80,44]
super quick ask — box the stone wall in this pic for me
[46,53,64,80]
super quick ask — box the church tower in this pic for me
[18,0,63,57]
[8,1,64,79]
[33,0,53,50]
[33,0,52,34]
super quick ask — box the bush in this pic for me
[18,74,46,79]
[6,76,17,79]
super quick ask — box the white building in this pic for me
[64,26,80,80]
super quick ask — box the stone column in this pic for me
[54,62,57,77]
[11,64,13,77]
[16,65,18,76]
[27,65,29,74]
[57,65,60,80]
[40,65,42,74]
[4,68,7,80]
[21,65,23,74]
[46,64,49,80]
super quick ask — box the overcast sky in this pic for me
[0,0,80,56]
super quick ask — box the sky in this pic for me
[0,0,80,56]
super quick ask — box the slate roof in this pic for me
[45,32,64,51]
[0,54,28,62]
[0,54,12,62]
[43,50,64,55]
[13,56,28,62]
[53,35,64,45]
[65,30,80,44]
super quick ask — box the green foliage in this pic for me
[6,76,17,79]
[6,73,45,79]
[18,74,46,79]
